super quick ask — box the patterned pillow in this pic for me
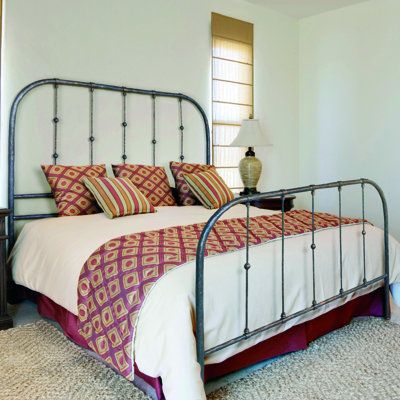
[170,161,216,206]
[112,164,176,207]
[83,177,155,219]
[41,164,107,216]
[183,170,234,209]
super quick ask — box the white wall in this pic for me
[299,0,400,238]
[0,0,299,215]
[3,0,399,239]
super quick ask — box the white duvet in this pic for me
[11,205,400,400]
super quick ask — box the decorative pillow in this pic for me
[183,170,234,209]
[83,176,155,219]
[112,164,176,207]
[170,161,216,206]
[41,164,107,216]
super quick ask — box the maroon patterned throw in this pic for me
[77,210,362,380]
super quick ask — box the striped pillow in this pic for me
[183,171,234,209]
[170,161,216,206]
[83,177,155,219]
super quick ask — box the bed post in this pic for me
[366,179,391,320]
[195,231,206,380]
[360,179,391,319]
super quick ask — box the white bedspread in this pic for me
[11,205,400,400]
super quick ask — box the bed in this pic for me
[6,78,400,400]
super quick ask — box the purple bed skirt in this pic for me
[37,288,384,400]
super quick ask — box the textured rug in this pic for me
[1,318,399,400]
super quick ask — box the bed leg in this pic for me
[7,280,27,304]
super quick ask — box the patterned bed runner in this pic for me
[77,210,362,380]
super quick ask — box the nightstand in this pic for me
[247,195,295,212]
[0,209,13,330]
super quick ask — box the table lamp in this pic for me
[229,117,269,195]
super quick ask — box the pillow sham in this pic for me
[183,170,234,209]
[83,176,155,219]
[41,164,107,217]
[112,164,176,206]
[170,161,216,206]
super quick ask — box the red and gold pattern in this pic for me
[112,164,176,207]
[42,164,107,216]
[77,210,364,380]
[170,161,216,206]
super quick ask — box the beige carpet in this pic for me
[1,318,400,399]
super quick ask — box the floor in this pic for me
[12,296,399,396]
[9,300,276,395]
[9,300,44,326]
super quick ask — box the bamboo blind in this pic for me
[211,12,254,190]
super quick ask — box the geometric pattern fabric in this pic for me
[112,164,176,207]
[41,164,107,216]
[77,210,363,381]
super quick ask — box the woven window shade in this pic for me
[211,13,254,191]
[211,13,253,44]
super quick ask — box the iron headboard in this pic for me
[8,78,211,249]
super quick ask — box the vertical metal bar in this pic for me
[52,83,59,164]
[281,192,286,319]
[89,85,94,165]
[122,90,127,163]
[152,94,156,166]
[178,98,185,161]
[382,197,391,320]
[0,213,8,316]
[338,183,343,295]
[195,231,207,381]
[244,201,251,335]
[361,181,367,284]
[311,188,317,307]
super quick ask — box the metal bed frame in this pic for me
[8,78,210,249]
[195,180,390,379]
[7,78,390,387]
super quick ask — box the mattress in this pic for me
[10,205,400,400]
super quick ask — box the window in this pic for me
[211,13,254,191]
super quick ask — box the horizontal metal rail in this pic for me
[14,193,53,199]
[13,214,58,221]
[195,178,390,380]
[205,274,386,356]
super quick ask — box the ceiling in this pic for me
[245,0,369,18]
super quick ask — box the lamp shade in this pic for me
[229,118,269,147]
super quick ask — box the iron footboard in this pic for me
[195,179,390,380]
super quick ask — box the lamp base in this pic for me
[238,149,262,196]
[240,187,260,196]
